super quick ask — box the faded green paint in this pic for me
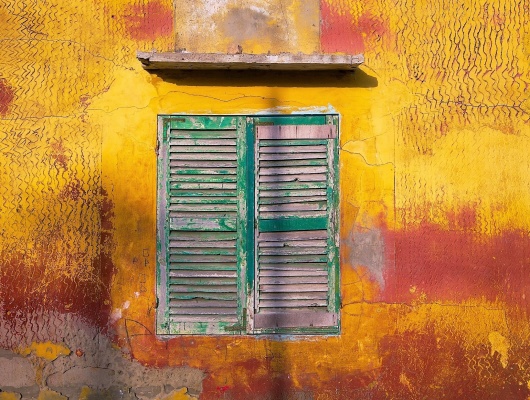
[258,217,328,232]
[158,114,340,334]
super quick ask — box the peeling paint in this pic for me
[19,341,71,361]
[489,331,509,368]
[1,0,530,397]
[0,78,14,116]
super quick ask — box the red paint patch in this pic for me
[124,0,173,41]
[382,213,530,310]
[59,180,83,201]
[376,326,530,399]
[321,1,364,53]
[357,11,392,44]
[0,78,14,116]
[50,140,70,169]
[0,188,115,332]
[79,94,91,108]
[320,2,392,54]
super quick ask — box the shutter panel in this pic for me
[253,124,339,332]
[158,117,245,334]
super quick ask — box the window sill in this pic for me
[137,51,364,71]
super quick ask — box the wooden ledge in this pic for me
[137,51,364,71]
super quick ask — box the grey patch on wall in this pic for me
[0,312,203,400]
[219,7,287,48]
[0,352,39,398]
[343,229,385,288]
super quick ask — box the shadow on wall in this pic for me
[154,68,378,89]
[121,67,378,399]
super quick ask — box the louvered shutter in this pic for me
[253,124,339,332]
[157,116,246,334]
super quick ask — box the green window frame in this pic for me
[156,114,340,335]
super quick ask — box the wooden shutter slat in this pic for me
[258,300,327,308]
[170,254,236,263]
[258,181,326,190]
[170,308,238,315]
[259,145,326,154]
[259,284,328,293]
[258,230,328,241]
[170,277,236,285]
[258,254,327,263]
[170,240,236,248]
[259,292,328,300]
[256,125,336,139]
[259,276,328,285]
[259,166,327,175]
[254,312,337,329]
[169,153,237,160]
[169,248,237,256]
[170,270,237,278]
[170,189,237,197]
[170,197,238,205]
[170,160,237,168]
[169,299,238,308]
[259,211,327,219]
[169,231,237,240]
[258,152,326,161]
[170,217,237,231]
[259,269,328,277]
[259,189,327,198]
[170,146,237,153]
[259,174,327,183]
[169,292,237,301]
[170,176,237,183]
[259,247,327,256]
[259,139,328,146]
[260,159,327,167]
[170,203,237,212]
[259,263,328,270]
[170,138,237,146]
[258,239,328,248]
[171,168,237,175]
[170,284,237,293]
[169,262,237,271]
[170,130,237,139]
[170,182,237,190]
[169,211,237,217]
[258,196,327,205]
[169,314,238,324]
[259,202,326,212]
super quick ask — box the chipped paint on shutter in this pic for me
[157,116,244,334]
[253,124,339,333]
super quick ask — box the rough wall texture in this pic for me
[1,0,530,398]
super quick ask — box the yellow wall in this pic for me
[1,0,530,398]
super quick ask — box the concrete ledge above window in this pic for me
[137,51,364,71]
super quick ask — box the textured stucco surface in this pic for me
[1,0,530,398]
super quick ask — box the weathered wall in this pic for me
[1,0,529,398]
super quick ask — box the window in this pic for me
[156,114,339,335]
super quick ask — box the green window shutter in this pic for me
[253,122,340,334]
[157,116,247,334]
